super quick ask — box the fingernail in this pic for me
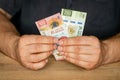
[54,38,58,43]
[58,36,67,45]
[45,59,48,63]
[59,36,67,40]
[58,40,63,45]
[58,46,63,51]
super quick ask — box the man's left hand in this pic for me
[58,36,106,70]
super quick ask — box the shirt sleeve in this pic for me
[0,0,21,16]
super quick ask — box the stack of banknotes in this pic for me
[35,9,87,60]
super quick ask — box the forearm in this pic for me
[102,33,120,64]
[0,11,20,60]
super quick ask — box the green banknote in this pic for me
[61,9,87,37]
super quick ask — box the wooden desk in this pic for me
[0,52,120,80]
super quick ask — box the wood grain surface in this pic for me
[0,52,120,80]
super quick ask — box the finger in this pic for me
[64,53,99,62]
[58,36,99,46]
[26,44,56,53]
[58,45,99,54]
[64,57,94,70]
[21,35,58,45]
[28,52,52,63]
[27,59,48,70]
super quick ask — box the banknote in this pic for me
[61,9,87,37]
[35,9,87,61]
[35,13,67,60]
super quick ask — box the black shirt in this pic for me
[0,0,120,39]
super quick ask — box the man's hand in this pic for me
[58,36,107,70]
[15,35,57,70]
[0,10,58,70]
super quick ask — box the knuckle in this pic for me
[46,45,51,51]
[35,36,42,42]
[30,64,38,70]
[29,64,38,70]
[90,36,97,40]
[75,37,81,43]
[92,36,100,45]
[35,36,52,43]
[23,63,34,70]
[77,55,81,60]
[19,35,27,44]
[85,63,96,70]
[21,35,28,40]
[39,64,45,69]
[51,45,55,50]
[75,46,81,53]
[94,48,101,55]
[32,63,45,70]
[90,36,100,43]
[24,63,39,70]
[76,37,80,41]
[20,59,28,68]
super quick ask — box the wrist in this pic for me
[10,34,20,60]
[101,37,120,65]
[100,40,110,65]
[0,32,20,60]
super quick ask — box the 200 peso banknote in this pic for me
[61,9,87,37]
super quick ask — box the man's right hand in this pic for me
[0,10,58,70]
[15,35,57,70]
